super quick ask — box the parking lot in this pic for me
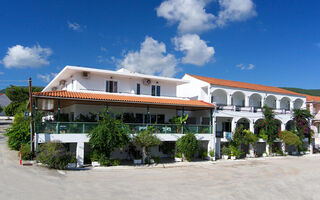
[1,122,320,200]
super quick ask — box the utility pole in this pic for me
[29,77,35,156]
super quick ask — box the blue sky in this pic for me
[0,0,319,89]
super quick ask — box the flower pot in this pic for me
[175,157,182,162]
[222,155,229,160]
[231,156,236,160]
[210,157,216,161]
[91,161,100,167]
[263,153,267,157]
[67,163,76,168]
[133,159,142,164]
[150,159,155,164]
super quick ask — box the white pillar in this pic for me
[261,98,265,107]
[208,135,215,159]
[231,118,236,133]
[309,103,314,115]
[266,143,270,155]
[76,142,84,168]
[227,94,232,106]
[290,101,294,111]
[215,138,221,158]
[276,100,281,110]
[281,142,286,155]
[249,144,254,157]
[281,123,285,131]
[249,121,254,133]
[245,96,250,107]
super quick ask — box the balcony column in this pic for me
[105,103,109,113]
[56,99,61,134]
[309,103,314,115]
[245,96,250,107]
[281,123,285,131]
[261,98,265,108]
[231,118,236,133]
[227,94,232,106]
[76,142,84,168]
[276,99,281,110]
[182,107,185,134]
[208,109,215,159]
[146,106,150,124]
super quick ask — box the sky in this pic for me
[0,0,319,90]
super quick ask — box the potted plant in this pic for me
[174,152,183,162]
[230,153,236,160]
[209,149,215,161]
[222,146,230,160]
[262,151,267,157]
[67,156,77,168]
[91,151,101,167]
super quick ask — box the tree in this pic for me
[133,126,161,164]
[279,130,302,147]
[0,106,3,113]
[260,106,279,153]
[176,132,199,161]
[293,109,313,144]
[88,111,130,159]
[230,126,258,157]
[4,85,43,116]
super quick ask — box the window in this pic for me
[136,83,140,95]
[106,80,118,93]
[151,85,156,96]
[135,114,143,123]
[151,85,160,96]
[223,122,231,132]
[157,114,165,124]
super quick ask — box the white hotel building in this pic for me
[33,66,307,166]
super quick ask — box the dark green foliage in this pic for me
[88,111,130,158]
[0,106,3,113]
[75,112,97,122]
[4,85,43,116]
[281,87,320,97]
[198,147,208,159]
[36,142,72,170]
[231,126,258,158]
[159,141,175,156]
[6,112,30,150]
[133,126,161,163]
[293,109,313,143]
[222,146,231,156]
[19,143,32,160]
[176,132,199,161]
[151,156,160,164]
[279,131,302,147]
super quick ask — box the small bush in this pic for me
[111,159,120,166]
[36,142,72,170]
[175,152,182,158]
[176,132,199,161]
[152,156,160,164]
[19,143,32,160]
[6,112,30,150]
[222,146,231,156]
[209,149,215,157]
[198,147,208,160]
[279,131,302,147]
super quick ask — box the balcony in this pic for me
[36,122,212,134]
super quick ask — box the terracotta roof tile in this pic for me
[306,95,320,102]
[188,74,305,96]
[33,90,214,108]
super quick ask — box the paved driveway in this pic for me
[1,121,320,200]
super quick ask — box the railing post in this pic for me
[82,123,86,133]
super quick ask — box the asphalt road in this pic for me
[1,121,320,200]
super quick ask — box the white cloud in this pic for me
[156,0,215,34]
[174,34,215,66]
[216,0,257,27]
[2,44,52,68]
[68,21,82,31]
[236,63,255,70]
[118,36,178,77]
[156,0,256,33]
[37,73,57,83]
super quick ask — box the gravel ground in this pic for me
[1,121,320,200]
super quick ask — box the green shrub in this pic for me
[209,149,215,157]
[175,152,182,158]
[198,147,208,160]
[222,146,231,156]
[111,159,120,166]
[98,154,110,166]
[6,112,30,150]
[19,143,32,160]
[151,156,160,164]
[230,145,241,158]
[279,130,302,147]
[176,132,199,161]
[36,142,72,170]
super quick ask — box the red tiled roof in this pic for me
[33,90,214,108]
[306,95,320,102]
[188,74,305,96]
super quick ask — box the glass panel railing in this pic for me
[37,122,212,134]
